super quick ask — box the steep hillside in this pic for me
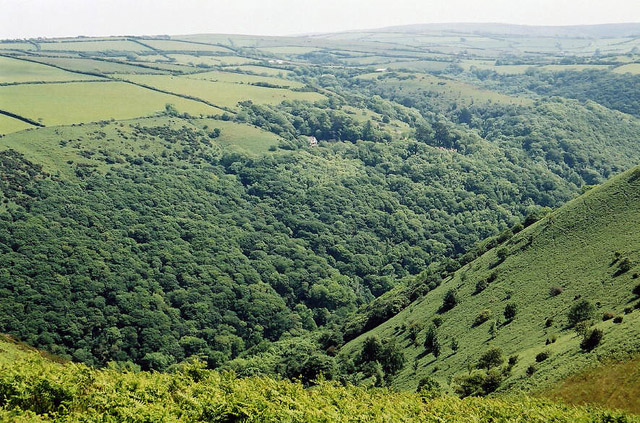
[341,165,640,396]
[0,335,635,422]
[543,354,640,414]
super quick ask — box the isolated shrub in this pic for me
[567,300,595,326]
[545,317,554,328]
[535,351,549,362]
[450,338,459,352]
[423,326,440,358]
[613,316,623,324]
[633,284,640,297]
[477,347,504,370]
[580,328,604,351]
[574,321,591,337]
[602,312,615,321]
[473,309,493,327]
[440,289,459,312]
[496,247,509,262]
[503,303,517,321]
[475,279,488,294]
[549,286,564,297]
[432,317,443,328]
[624,307,633,314]
[453,369,503,397]
[618,258,633,274]
[506,355,519,373]
[481,369,504,394]
[526,365,537,376]
[407,321,423,343]
[416,376,442,398]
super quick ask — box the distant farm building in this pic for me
[308,136,318,146]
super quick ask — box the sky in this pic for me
[1,0,640,39]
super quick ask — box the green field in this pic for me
[119,74,323,109]
[234,65,294,77]
[21,56,167,75]
[141,39,233,52]
[342,166,640,395]
[186,69,305,88]
[0,115,34,135]
[0,81,221,127]
[543,354,640,414]
[37,39,150,52]
[193,118,282,153]
[613,63,640,74]
[0,42,36,51]
[0,56,101,83]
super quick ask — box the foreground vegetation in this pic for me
[0,336,635,422]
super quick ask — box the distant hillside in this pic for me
[0,335,636,422]
[374,22,640,38]
[341,165,640,400]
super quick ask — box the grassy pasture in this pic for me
[0,115,34,135]
[166,54,260,66]
[140,39,232,52]
[18,56,167,75]
[384,60,451,72]
[0,56,101,83]
[185,69,304,88]
[119,74,323,109]
[613,63,640,74]
[0,81,221,126]
[258,46,321,54]
[193,118,282,153]
[0,42,36,51]
[543,354,640,414]
[233,65,294,77]
[37,40,150,52]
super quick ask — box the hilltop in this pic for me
[341,165,640,400]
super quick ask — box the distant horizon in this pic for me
[2,0,639,40]
[3,21,640,41]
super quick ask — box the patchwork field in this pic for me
[186,69,305,88]
[0,56,102,83]
[119,74,323,110]
[37,39,150,52]
[0,114,34,135]
[0,81,221,126]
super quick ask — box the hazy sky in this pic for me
[1,0,640,39]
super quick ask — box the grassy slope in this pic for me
[0,81,221,127]
[342,166,640,395]
[0,336,635,422]
[0,115,34,135]
[0,56,101,83]
[543,354,640,414]
[118,74,324,110]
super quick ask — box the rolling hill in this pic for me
[340,165,640,401]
